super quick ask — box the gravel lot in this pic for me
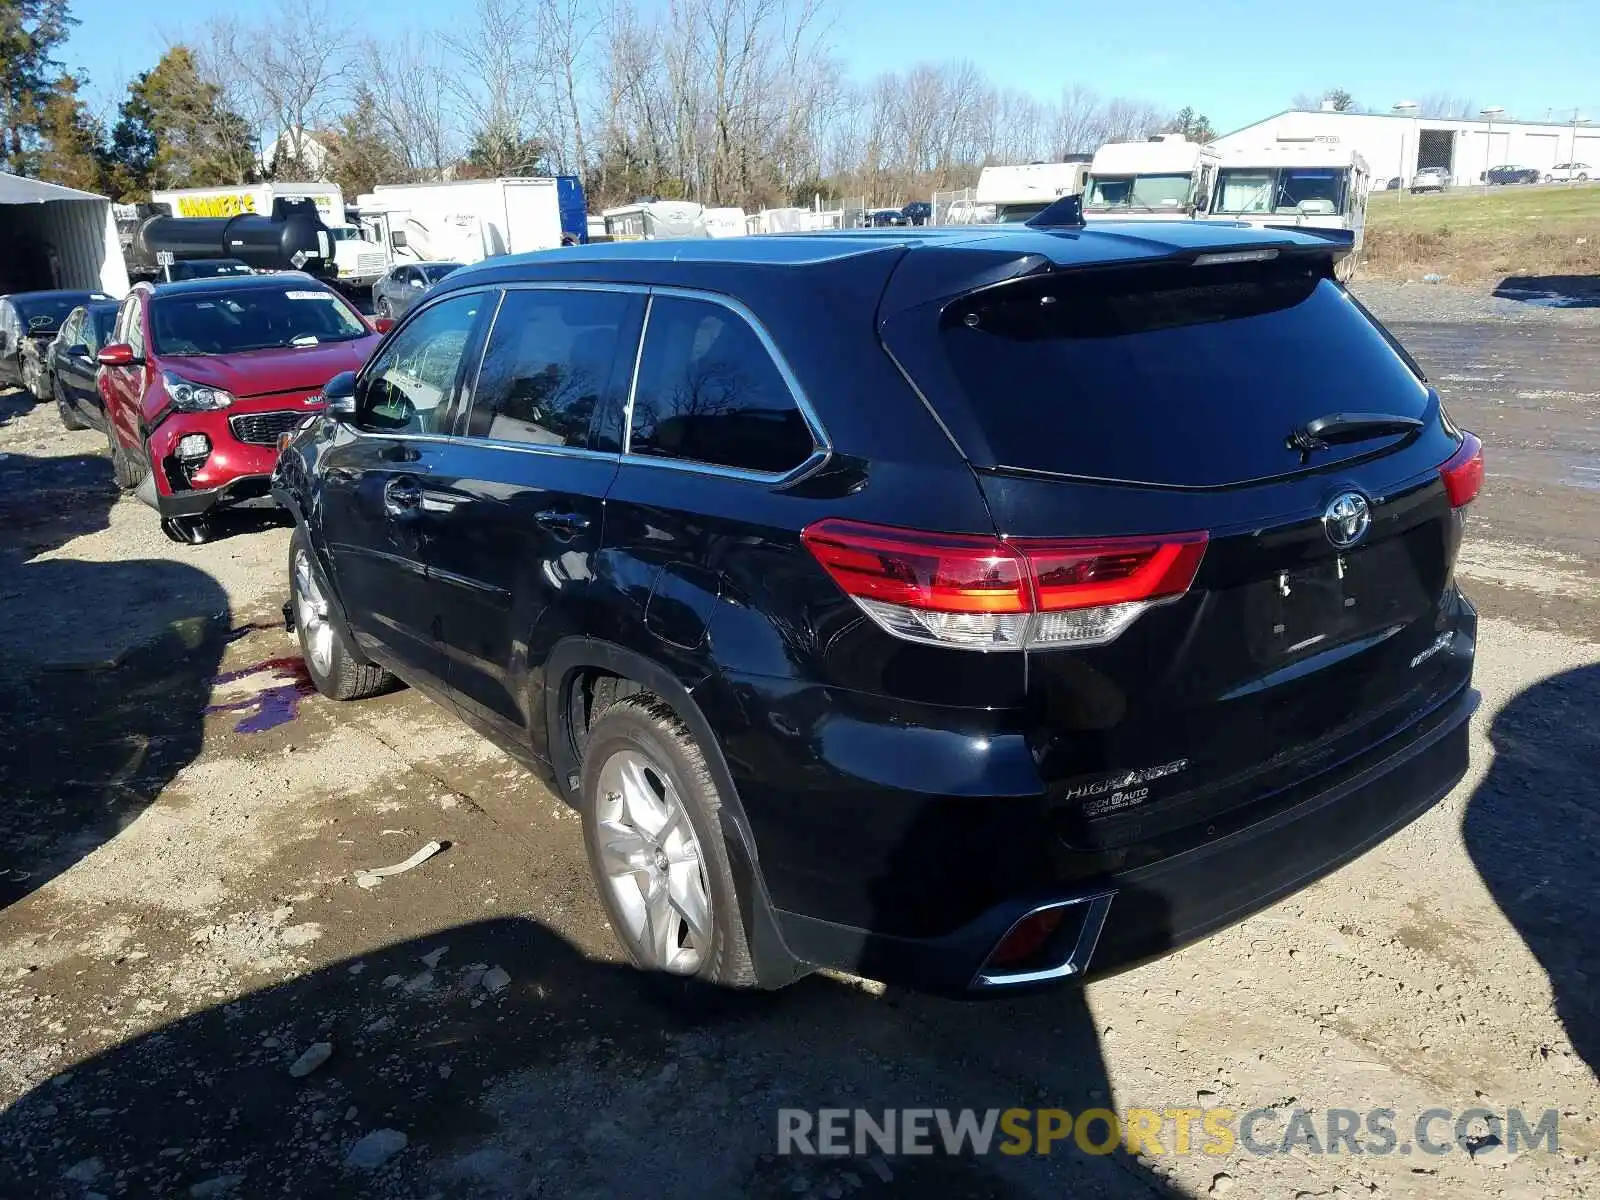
[1,296,1597,1200]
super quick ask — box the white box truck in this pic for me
[361,178,584,265]
[1082,135,1221,222]
[149,183,388,288]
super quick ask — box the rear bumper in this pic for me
[737,674,1477,997]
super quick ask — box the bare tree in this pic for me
[444,0,549,175]
[361,33,456,183]
[201,0,353,178]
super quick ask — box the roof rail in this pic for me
[1024,195,1086,230]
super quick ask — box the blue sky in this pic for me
[61,0,1599,135]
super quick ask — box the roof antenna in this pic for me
[1025,195,1086,229]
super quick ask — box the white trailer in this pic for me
[1083,135,1221,221]
[703,207,749,238]
[0,172,129,297]
[366,178,571,264]
[1207,142,1371,274]
[972,162,1089,223]
[601,201,709,241]
[150,183,388,288]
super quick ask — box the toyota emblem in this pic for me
[1323,492,1371,549]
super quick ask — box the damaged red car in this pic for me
[98,274,387,543]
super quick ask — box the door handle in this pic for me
[381,443,420,463]
[383,477,423,519]
[535,510,591,538]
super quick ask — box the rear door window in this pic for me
[935,260,1431,488]
[463,287,642,451]
[627,295,814,475]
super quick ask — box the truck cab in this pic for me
[1206,143,1370,276]
[1083,135,1220,222]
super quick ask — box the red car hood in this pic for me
[161,336,382,399]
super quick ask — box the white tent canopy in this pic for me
[0,171,130,296]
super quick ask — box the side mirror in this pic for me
[97,343,138,367]
[371,316,396,334]
[66,344,90,360]
[390,231,408,250]
[323,370,358,420]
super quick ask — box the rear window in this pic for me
[938,260,1431,488]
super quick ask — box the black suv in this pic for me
[273,216,1483,996]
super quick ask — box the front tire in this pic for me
[580,695,758,989]
[160,515,211,545]
[105,425,148,491]
[375,296,393,319]
[289,528,394,700]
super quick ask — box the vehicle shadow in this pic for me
[0,550,230,909]
[1491,274,1600,309]
[0,448,118,559]
[1462,664,1600,1077]
[0,383,41,427]
[0,915,1173,1199]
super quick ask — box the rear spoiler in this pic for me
[1260,225,1356,257]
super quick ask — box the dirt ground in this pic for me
[1,307,1597,1200]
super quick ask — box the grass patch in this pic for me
[1361,185,1600,283]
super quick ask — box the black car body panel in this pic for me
[46,300,119,427]
[0,289,111,390]
[274,223,1480,995]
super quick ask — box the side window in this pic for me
[627,295,814,475]
[58,312,80,347]
[464,287,641,450]
[112,298,135,346]
[356,292,485,434]
[124,299,146,359]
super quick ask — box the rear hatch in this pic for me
[882,248,1479,859]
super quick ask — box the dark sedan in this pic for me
[1485,165,1540,185]
[371,261,464,320]
[47,300,120,431]
[0,288,113,394]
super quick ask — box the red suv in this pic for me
[98,274,387,543]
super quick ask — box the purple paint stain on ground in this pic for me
[205,656,316,733]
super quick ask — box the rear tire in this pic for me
[289,527,395,701]
[375,296,392,319]
[54,378,88,431]
[580,695,759,992]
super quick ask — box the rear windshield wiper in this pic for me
[1288,412,1424,456]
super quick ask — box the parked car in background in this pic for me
[371,262,464,319]
[1544,162,1592,182]
[47,299,120,431]
[1484,164,1541,185]
[1409,167,1451,193]
[162,258,254,281]
[865,208,907,227]
[98,274,384,544]
[0,289,114,396]
[900,201,932,226]
[273,222,1481,998]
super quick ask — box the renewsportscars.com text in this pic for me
[777,1106,1559,1159]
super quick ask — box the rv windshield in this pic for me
[1083,173,1193,212]
[1214,167,1349,216]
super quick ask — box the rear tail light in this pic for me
[801,519,1208,650]
[1439,432,1483,508]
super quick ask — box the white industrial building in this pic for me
[1214,107,1598,187]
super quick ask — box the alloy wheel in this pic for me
[591,749,712,974]
[294,548,335,676]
